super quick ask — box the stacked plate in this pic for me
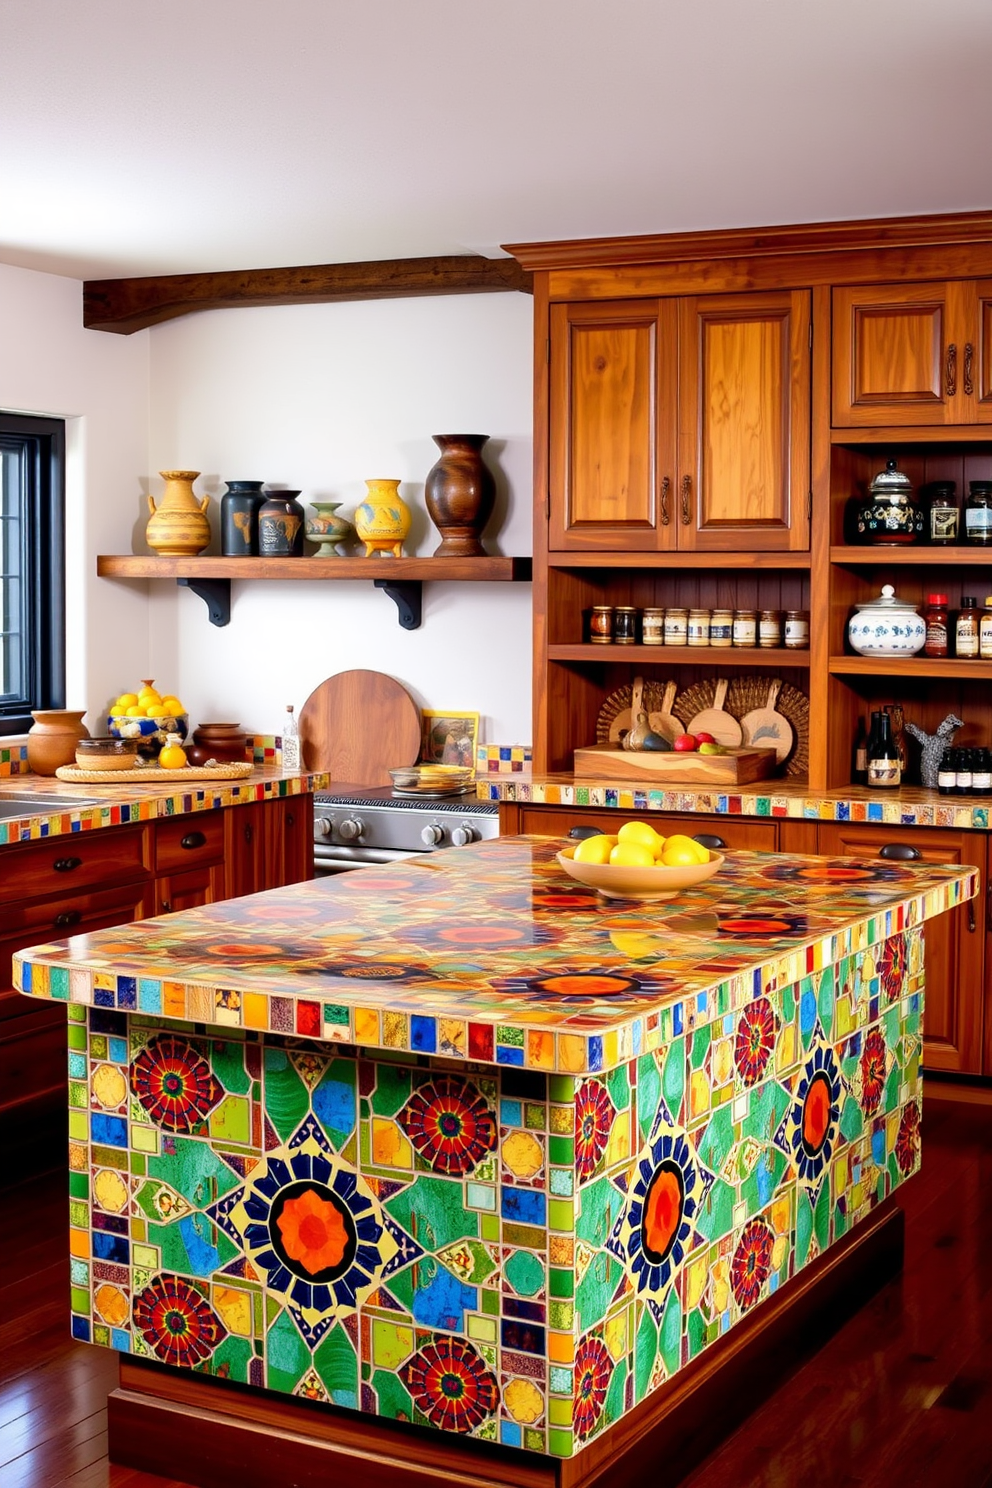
[388,764,476,797]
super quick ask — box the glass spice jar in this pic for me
[664,607,688,646]
[758,609,782,647]
[733,609,757,647]
[613,606,637,644]
[784,610,810,648]
[687,608,711,646]
[709,608,733,647]
[589,606,613,644]
[641,607,664,645]
[923,593,949,658]
[964,481,992,546]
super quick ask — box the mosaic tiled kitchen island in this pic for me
[14,838,978,1488]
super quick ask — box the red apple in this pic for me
[673,733,698,752]
[694,731,715,745]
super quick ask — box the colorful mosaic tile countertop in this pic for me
[15,838,975,1076]
[0,764,328,846]
[33,837,946,1460]
[479,775,992,831]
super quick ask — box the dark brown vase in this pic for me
[423,434,496,557]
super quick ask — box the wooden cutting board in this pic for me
[573,743,777,784]
[685,677,744,747]
[299,669,421,785]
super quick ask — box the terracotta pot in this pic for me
[27,709,90,775]
[424,434,496,557]
[146,470,211,556]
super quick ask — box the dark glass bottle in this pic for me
[852,717,868,786]
[955,748,974,794]
[964,481,992,546]
[927,480,959,544]
[973,748,992,796]
[866,709,901,789]
[937,749,958,796]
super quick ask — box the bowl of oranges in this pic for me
[107,680,188,758]
[556,821,723,900]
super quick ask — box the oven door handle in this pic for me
[314,844,421,866]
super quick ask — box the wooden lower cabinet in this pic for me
[817,822,986,1076]
[1,794,315,1184]
[503,803,778,852]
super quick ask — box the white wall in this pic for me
[0,262,150,729]
[145,292,534,745]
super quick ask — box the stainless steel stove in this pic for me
[312,785,499,875]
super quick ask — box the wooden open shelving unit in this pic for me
[96,554,532,629]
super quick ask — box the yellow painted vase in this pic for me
[146,470,211,556]
[353,479,411,557]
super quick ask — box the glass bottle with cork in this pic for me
[866,709,901,788]
[955,596,980,658]
[281,704,301,772]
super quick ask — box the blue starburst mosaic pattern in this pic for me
[62,925,925,1459]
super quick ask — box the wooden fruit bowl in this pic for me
[556,845,724,901]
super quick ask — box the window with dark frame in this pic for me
[0,413,65,735]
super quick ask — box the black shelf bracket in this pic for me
[374,578,422,630]
[177,576,231,627]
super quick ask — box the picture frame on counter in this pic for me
[420,710,479,768]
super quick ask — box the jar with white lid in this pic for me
[848,585,926,657]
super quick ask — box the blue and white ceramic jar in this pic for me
[848,585,926,657]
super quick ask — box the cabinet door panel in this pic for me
[817,823,984,1074]
[155,863,226,915]
[679,291,810,550]
[154,810,225,873]
[976,281,992,416]
[0,824,150,906]
[549,299,677,551]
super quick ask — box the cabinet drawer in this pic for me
[2,878,155,994]
[0,824,149,907]
[517,806,777,853]
[154,811,225,873]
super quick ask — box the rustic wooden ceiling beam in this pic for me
[83,255,533,334]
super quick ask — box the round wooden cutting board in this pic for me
[299,669,421,785]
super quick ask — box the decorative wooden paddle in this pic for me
[739,679,794,762]
[686,677,743,747]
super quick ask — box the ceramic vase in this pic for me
[257,490,305,556]
[305,501,352,557]
[220,481,266,556]
[146,470,211,556]
[424,434,496,556]
[27,709,90,775]
[354,479,411,557]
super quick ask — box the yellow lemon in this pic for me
[573,833,618,864]
[144,703,164,718]
[116,692,138,710]
[609,842,656,868]
[160,696,184,715]
[661,834,709,864]
[617,820,665,852]
[125,705,145,718]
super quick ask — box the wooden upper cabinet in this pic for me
[832,279,992,426]
[678,291,811,552]
[547,291,811,553]
[548,298,678,551]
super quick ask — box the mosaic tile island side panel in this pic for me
[15,839,970,1460]
[63,929,924,1461]
[15,838,976,1076]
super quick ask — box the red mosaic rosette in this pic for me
[574,1078,613,1180]
[401,1335,499,1433]
[129,1034,222,1132]
[730,1217,775,1312]
[895,1100,922,1175]
[132,1273,226,1367]
[859,1028,887,1115]
[573,1334,613,1440]
[734,996,777,1087]
[398,1074,497,1176]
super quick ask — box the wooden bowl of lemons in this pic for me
[556,821,724,900]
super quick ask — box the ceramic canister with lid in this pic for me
[855,459,925,545]
[848,584,926,657]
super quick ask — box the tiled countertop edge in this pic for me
[478,777,992,831]
[14,867,977,1076]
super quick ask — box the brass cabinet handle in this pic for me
[660,475,670,526]
[54,910,82,928]
[53,855,83,873]
[946,342,957,397]
[680,474,691,525]
[180,830,207,851]
[964,342,974,396]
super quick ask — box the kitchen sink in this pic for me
[0,793,102,819]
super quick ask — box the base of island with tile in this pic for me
[13,839,976,1488]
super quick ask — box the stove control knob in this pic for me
[338,817,365,841]
[451,825,479,847]
[421,824,445,847]
[315,816,333,837]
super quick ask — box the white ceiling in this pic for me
[3,0,991,282]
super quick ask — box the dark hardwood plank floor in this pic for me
[1,1095,990,1488]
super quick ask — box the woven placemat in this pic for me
[55,762,254,783]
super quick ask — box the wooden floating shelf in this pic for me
[829,654,992,679]
[96,554,532,630]
[548,645,810,668]
[548,551,811,570]
[830,547,992,566]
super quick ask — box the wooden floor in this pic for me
[2,1094,991,1488]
